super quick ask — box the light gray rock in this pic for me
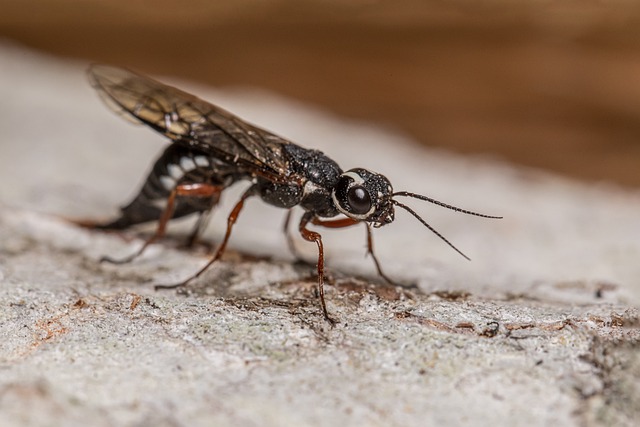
[0,42,638,427]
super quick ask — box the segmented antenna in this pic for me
[392,191,502,219]
[392,200,471,261]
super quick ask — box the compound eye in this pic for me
[347,185,372,215]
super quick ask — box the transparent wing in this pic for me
[88,64,291,179]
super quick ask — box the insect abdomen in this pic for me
[98,144,238,229]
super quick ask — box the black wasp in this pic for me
[87,65,501,321]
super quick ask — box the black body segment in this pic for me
[283,144,343,217]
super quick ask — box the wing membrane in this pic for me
[88,65,291,179]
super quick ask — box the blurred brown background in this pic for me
[2,0,640,187]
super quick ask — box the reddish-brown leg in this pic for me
[298,215,360,322]
[310,217,359,229]
[299,214,331,322]
[310,217,397,286]
[364,224,398,285]
[101,183,223,264]
[155,185,256,290]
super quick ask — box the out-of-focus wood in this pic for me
[3,0,640,186]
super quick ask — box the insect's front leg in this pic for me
[101,183,223,265]
[298,213,331,322]
[156,184,257,290]
[309,217,400,287]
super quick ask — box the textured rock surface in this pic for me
[1,44,638,426]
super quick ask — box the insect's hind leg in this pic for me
[155,184,257,290]
[101,183,223,265]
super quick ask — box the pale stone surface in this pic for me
[0,43,638,426]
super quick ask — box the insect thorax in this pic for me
[256,145,343,217]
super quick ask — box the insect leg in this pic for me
[310,217,359,228]
[299,213,344,323]
[364,224,398,286]
[184,196,218,249]
[283,209,308,261]
[156,185,257,290]
[310,217,399,285]
[101,183,223,264]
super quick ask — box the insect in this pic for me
[87,65,501,322]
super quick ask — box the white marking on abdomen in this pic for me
[180,156,197,171]
[194,155,209,167]
[167,164,183,180]
[160,175,175,191]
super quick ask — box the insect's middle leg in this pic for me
[156,185,257,290]
[101,183,223,265]
[283,209,309,262]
